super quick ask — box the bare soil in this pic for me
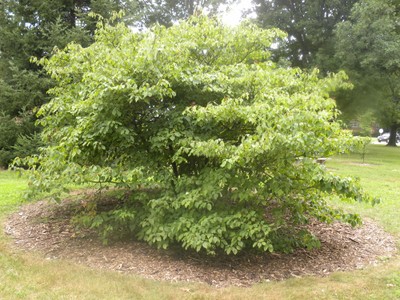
[4,194,397,287]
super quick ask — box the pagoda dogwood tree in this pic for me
[25,16,375,255]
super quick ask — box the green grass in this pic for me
[0,144,399,299]
[327,144,400,236]
[0,171,27,218]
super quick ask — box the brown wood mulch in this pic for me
[3,196,397,288]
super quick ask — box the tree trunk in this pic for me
[387,124,398,147]
[186,0,195,16]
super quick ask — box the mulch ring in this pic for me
[4,197,398,288]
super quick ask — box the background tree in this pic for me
[251,0,386,135]
[252,0,357,72]
[23,16,374,255]
[0,0,138,167]
[135,0,237,28]
[335,0,400,146]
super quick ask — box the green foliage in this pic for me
[12,133,44,163]
[335,0,400,145]
[0,110,40,167]
[135,0,237,28]
[253,0,358,72]
[1,161,400,300]
[358,138,371,164]
[0,0,139,167]
[252,0,374,127]
[22,16,376,255]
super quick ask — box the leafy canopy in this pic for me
[335,0,400,144]
[253,0,357,72]
[23,16,375,255]
[135,0,237,28]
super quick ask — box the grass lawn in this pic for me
[0,144,399,299]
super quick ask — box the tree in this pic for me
[0,0,138,167]
[252,0,357,72]
[135,0,237,28]
[23,16,374,255]
[335,0,400,146]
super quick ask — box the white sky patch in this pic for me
[220,0,255,26]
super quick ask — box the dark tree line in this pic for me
[0,0,136,166]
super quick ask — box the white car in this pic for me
[377,132,400,143]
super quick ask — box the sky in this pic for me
[220,0,255,26]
